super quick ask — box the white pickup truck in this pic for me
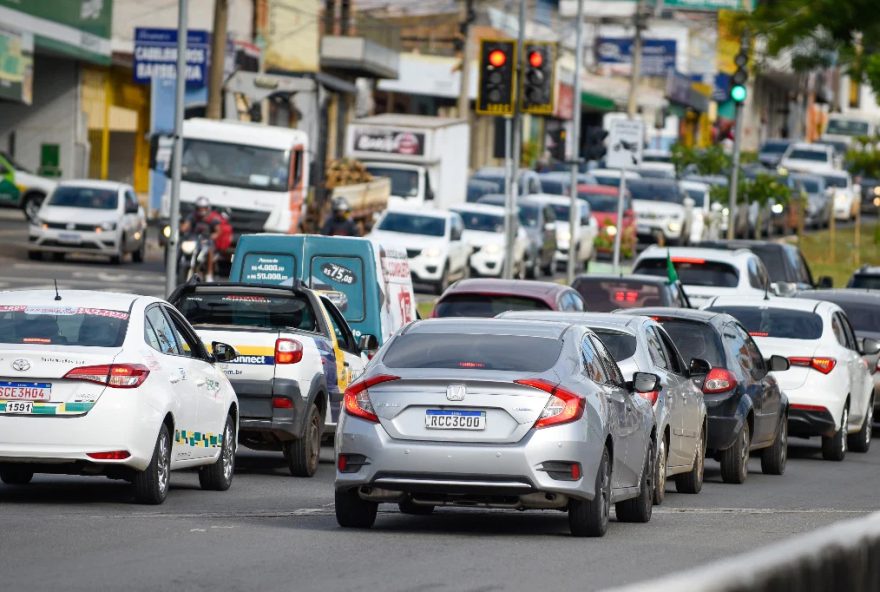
[170,282,369,477]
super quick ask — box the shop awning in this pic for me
[581,90,616,111]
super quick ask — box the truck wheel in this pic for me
[198,414,236,491]
[286,404,322,477]
[335,487,377,528]
[133,424,171,504]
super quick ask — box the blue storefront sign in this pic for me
[134,27,210,86]
[596,37,677,77]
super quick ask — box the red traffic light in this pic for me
[528,50,543,68]
[488,49,507,68]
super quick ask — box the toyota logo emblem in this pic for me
[12,359,30,372]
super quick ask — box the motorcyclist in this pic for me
[321,197,359,237]
[180,196,221,281]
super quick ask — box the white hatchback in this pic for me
[705,296,877,461]
[0,290,239,503]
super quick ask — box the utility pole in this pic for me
[566,0,585,284]
[626,0,646,118]
[457,0,475,120]
[206,0,228,119]
[503,0,526,279]
[165,0,188,296]
[727,30,749,239]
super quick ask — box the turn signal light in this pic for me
[87,450,131,460]
[702,368,738,394]
[275,338,303,364]
[343,374,400,423]
[788,357,836,375]
[515,378,585,429]
[64,364,150,389]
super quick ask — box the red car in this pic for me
[432,278,585,317]
[578,183,636,257]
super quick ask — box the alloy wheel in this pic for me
[739,426,749,481]
[840,408,849,454]
[655,439,667,499]
[157,430,170,497]
[222,420,235,482]
[865,404,873,448]
[308,413,321,474]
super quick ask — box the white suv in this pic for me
[632,246,769,307]
[779,142,836,174]
[627,178,694,246]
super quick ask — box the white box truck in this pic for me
[345,114,469,210]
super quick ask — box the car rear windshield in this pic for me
[653,319,726,368]
[849,274,880,290]
[579,191,624,213]
[592,329,637,361]
[627,180,682,203]
[831,302,880,333]
[0,305,129,347]
[383,333,562,372]
[434,294,551,318]
[456,211,504,233]
[175,292,318,332]
[788,150,829,162]
[573,278,666,312]
[634,258,739,288]
[707,306,823,340]
[49,187,118,209]
[378,212,446,237]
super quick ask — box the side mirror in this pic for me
[817,276,833,289]
[632,371,660,394]
[860,337,880,356]
[358,334,379,352]
[767,354,790,372]
[211,341,238,363]
[689,358,712,377]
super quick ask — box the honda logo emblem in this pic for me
[446,384,466,401]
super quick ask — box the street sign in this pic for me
[133,27,210,86]
[606,119,644,169]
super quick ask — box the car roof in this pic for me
[619,307,725,323]
[57,179,129,191]
[383,207,449,219]
[440,278,575,299]
[577,184,618,195]
[500,311,644,334]
[796,289,880,303]
[0,289,147,311]
[707,295,828,313]
[698,239,794,254]
[788,142,828,151]
[678,180,709,191]
[591,168,640,177]
[638,245,754,263]
[401,317,571,339]
[450,203,505,215]
[573,273,671,286]
[852,266,880,275]
[525,193,578,205]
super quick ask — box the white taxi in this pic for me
[0,290,239,504]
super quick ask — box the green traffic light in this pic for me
[731,84,747,103]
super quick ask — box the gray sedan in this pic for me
[501,312,708,505]
[334,318,658,537]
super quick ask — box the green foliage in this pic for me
[670,144,731,177]
[847,146,880,178]
[743,173,790,207]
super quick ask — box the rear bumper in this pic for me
[233,378,305,447]
[703,392,745,452]
[788,407,836,438]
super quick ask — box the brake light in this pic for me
[275,338,303,364]
[671,257,705,264]
[343,374,400,423]
[64,364,150,389]
[613,290,640,303]
[702,368,737,394]
[789,357,836,374]
[875,359,880,375]
[272,396,293,409]
[637,390,659,405]
[87,450,131,460]
[515,378,585,429]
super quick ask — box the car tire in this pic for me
[568,446,610,537]
[720,421,750,484]
[398,498,434,515]
[109,252,122,265]
[198,414,236,491]
[761,415,788,475]
[132,236,146,263]
[526,255,539,279]
[652,435,667,505]
[822,406,849,461]
[434,264,450,295]
[616,438,654,523]
[848,398,873,453]
[541,258,553,276]
[335,487,378,529]
[133,424,171,505]
[27,250,42,261]
[0,465,34,485]
[286,404,322,477]
[676,425,705,494]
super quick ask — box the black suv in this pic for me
[621,308,790,484]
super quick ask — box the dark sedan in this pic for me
[432,278,584,318]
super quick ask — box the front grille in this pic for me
[40,240,100,249]
[406,249,422,258]
[45,222,96,231]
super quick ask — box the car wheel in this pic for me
[761,415,788,475]
[109,251,122,265]
[198,414,236,491]
[848,398,873,453]
[616,438,654,523]
[540,257,553,276]
[398,498,434,515]
[335,487,378,528]
[822,406,849,461]
[133,424,171,504]
[132,236,146,263]
[0,465,34,485]
[568,446,610,537]
[27,251,42,261]
[526,255,539,279]
[652,435,667,505]
[434,264,450,295]
[286,403,322,477]
[22,192,45,222]
[720,421,750,484]
[676,425,705,493]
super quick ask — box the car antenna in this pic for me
[53,279,62,301]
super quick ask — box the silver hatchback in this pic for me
[334,318,659,537]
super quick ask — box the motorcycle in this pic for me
[177,234,213,285]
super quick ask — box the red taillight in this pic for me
[791,403,829,413]
[515,378,585,429]
[87,450,130,460]
[874,359,880,375]
[343,374,400,423]
[789,357,836,375]
[64,364,149,389]
[637,390,659,405]
[337,454,348,471]
[275,338,303,364]
[570,463,581,480]
[702,368,738,394]
[272,396,293,409]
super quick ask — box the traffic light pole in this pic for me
[503,0,526,280]
[727,100,744,240]
[566,0,585,285]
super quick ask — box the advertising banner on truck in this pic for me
[352,129,426,157]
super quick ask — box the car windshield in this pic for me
[182,139,289,191]
[175,292,318,332]
[455,211,504,233]
[654,318,726,368]
[378,212,446,237]
[707,306,823,340]
[793,178,821,193]
[849,274,880,290]
[0,305,129,347]
[365,166,420,198]
[434,294,550,318]
[573,278,667,312]
[549,204,569,220]
[383,332,562,372]
[826,119,869,136]
[518,204,540,227]
[683,188,707,207]
[761,142,789,154]
[540,179,567,195]
[634,258,739,288]
[49,187,118,209]
[627,180,683,203]
[788,149,828,162]
[830,302,880,334]
[467,182,499,202]
[592,329,638,361]
[593,174,622,188]
[822,175,848,188]
[579,191,622,212]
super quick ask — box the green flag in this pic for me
[666,249,679,284]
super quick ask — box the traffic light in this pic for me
[477,39,516,116]
[730,44,748,103]
[521,42,556,115]
[584,127,608,162]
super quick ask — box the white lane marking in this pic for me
[653,507,870,515]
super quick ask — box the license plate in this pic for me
[4,401,34,414]
[425,409,486,430]
[0,381,51,401]
[58,232,81,243]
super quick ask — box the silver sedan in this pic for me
[334,318,659,537]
